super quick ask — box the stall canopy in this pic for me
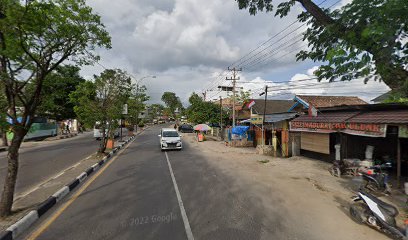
[231,126,250,136]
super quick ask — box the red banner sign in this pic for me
[290,121,386,137]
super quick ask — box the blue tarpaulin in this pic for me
[231,126,249,136]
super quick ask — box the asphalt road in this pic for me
[21,125,387,240]
[21,125,289,240]
[0,132,100,195]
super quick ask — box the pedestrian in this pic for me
[60,122,65,135]
[78,122,83,133]
[66,123,70,134]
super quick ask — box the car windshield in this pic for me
[163,131,179,137]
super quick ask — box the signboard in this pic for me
[122,104,128,115]
[251,116,263,124]
[290,121,387,137]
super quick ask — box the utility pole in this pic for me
[260,85,268,147]
[220,96,223,140]
[202,91,207,101]
[226,67,241,127]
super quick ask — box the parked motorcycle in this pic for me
[359,163,392,194]
[329,159,360,177]
[350,190,408,239]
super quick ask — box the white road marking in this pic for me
[14,154,91,202]
[165,152,194,240]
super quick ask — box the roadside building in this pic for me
[237,99,298,156]
[290,103,408,182]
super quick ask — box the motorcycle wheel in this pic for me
[349,203,367,224]
[383,225,408,240]
[329,166,341,177]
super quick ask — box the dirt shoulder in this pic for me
[185,134,403,239]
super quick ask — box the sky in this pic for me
[81,0,390,105]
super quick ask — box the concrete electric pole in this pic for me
[226,67,241,127]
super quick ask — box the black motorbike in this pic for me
[359,163,392,194]
[350,190,408,239]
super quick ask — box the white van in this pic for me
[93,122,120,140]
[158,128,182,151]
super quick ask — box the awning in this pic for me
[250,113,298,124]
[265,113,298,123]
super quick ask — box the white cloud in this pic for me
[238,66,390,102]
[80,0,389,105]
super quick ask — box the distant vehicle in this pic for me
[153,119,158,124]
[208,123,221,128]
[19,117,57,140]
[159,128,182,151]
[158,120,165,124]
[93,122,120,140]
[178,124,194,133]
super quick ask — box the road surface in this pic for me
[0,132,100,195]
[21,125,387,240]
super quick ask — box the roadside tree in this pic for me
[37,65,85,121]
[70,69,131,154]
[186,92,222,124]
[127,85,150,126]
[0,0,111,216]
[148,104,165,121]
[161,92,183,118]
[235,0,408,97]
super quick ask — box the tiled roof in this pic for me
[297,95,368,108]
[349,110,408,124]
[292,109,408,124]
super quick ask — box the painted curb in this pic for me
[0,129,146,240]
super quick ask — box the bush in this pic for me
[138,121,145,128]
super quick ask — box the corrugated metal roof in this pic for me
[251,99,295,114]
[292,111,360,123]
[265,113,298,123]
[349,110,408,124]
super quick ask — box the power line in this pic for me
[229,0,342,72]
[230,0,333,69]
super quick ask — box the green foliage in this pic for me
[161,92,183,117]
[229,90,251,106]
[383,92,408,104]
[235,0,408,97]
[148,104,164,120]
[186,92,221,124]
[37,65,85,121]
[70,69,131,151]
[127,85,150,125]
[0,0,111,217]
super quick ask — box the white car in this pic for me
[159,128,182,151]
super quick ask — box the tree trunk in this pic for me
[98,125,107,153]
[0,128,26,217]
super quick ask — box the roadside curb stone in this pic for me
[0,128,148,240]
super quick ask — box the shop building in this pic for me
[290,103,408,181]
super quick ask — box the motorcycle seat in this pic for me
[362,191,399,217]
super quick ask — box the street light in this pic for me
[134,75,156,133]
